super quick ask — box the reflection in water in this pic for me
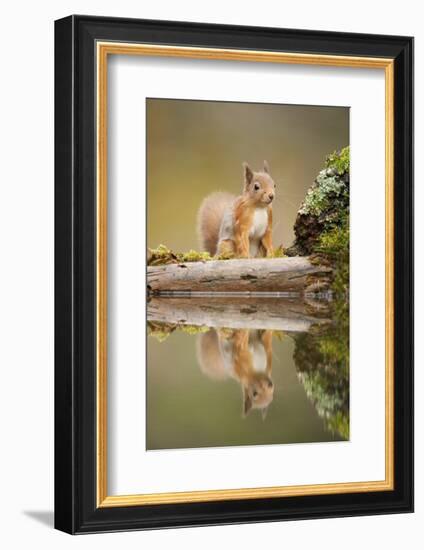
[198,329,274,418]
[147,298,349,450]
[293,301,349,439]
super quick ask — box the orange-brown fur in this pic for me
[197,162,276,258]
[197,328,274,417]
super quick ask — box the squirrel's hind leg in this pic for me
[216,239,236,258]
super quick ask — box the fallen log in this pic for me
[148,296,330,332]
[147,257,331,295]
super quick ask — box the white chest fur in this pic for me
[249,208,268,239]
[248,340,267,372]
[249,208,268,256]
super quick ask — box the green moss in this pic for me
[215,251,235,260]
[148,244,227,265]
[293,284,349,440]
[318,334,348,367]
[147,321,176,342]
[325,146,350,175]
[318,219,349,255]
[271,244,286,258]
[314,214,349,296]
[273,330,287,341]
[147,321,209,341]
[327,411,350,440]
[180,249,212,263]
[148,244,282,264]
[179,324,210,335]
[292,147,350,257]
[147,244,179,266]
[294,305,349,440]
[300,148,350,296]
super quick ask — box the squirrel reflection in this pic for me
[197,329,274,418]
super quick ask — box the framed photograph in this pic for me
[54,15,413,534]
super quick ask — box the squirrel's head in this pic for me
[242,161,276,207]
[242,373,274,418]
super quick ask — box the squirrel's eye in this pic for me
[254,183,260,191]
[253,391,258,398]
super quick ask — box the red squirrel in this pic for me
[197,328,274,418]
[197,162,276,258]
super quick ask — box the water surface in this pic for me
[146,297,349,450]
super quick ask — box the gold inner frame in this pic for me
[96,42,395,508]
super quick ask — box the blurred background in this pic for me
[147,98,349,251]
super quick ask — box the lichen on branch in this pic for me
[325,146,350,175]
[286,147,350,296]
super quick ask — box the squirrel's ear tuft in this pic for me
[242,388,253,417]
[263,160,270,174]
[243,162,254,187]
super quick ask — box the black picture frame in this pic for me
[55,14,414,534]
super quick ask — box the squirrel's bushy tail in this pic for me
[197,192,234,255]
[196,330,227,380]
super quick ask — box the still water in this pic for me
[147,297,349,451]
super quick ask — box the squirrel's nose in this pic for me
[268,193,274,201]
